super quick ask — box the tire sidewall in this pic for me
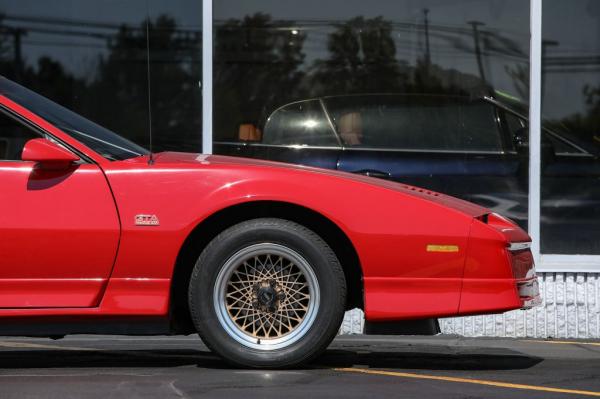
[189,219,346,368]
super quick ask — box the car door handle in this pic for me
[354,169,392,179]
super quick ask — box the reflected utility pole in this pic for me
[13,28,25,80]
[467,20,486,85]
[541,39,559,100]
[423,8,431,68]
[2,27,26,80]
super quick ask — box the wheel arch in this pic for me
[169,200,363,334]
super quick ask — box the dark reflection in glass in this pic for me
[323,95,502,151]
[0,1,202,153]
[214,0,530,231]
[541,0,600,254]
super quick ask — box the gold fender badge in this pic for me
[426,244,459,253]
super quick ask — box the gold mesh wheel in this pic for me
[214,243,320,350]
[226,253,310,339]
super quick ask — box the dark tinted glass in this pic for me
[0,1,202,154]
[263,100,337,146]
[0,77,148,160]
[541,0,600,254]
[503,111,524,152]
[545,133,587,155]
[0,109,41,160]
[214,1,529,143]
[325,95,501,151]
[214,0,530,232]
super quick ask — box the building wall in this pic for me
[341,272,600,338]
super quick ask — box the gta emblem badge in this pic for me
[135,214,160,226]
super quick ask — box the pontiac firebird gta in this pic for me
[0,77,540,368]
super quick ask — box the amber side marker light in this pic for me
[426,245,459,253]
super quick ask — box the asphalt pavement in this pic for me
[0,334,598,398]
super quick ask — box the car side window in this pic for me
[505,112,524,132]
[262,100,339,147]
[455,101,503,151]
[326,96,502,152]
[0,110,42,161]
[505,112,586,155]
[504,112,525,152]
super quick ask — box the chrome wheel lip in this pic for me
[213,243,320,351]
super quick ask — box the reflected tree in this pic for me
[146,15,201,152]
[0,14,16,75]
[214,13,306,140]
[87,15,201,151]
[310,17,406,95]
[310,16,482,97]
[213,13,501,140]
[26,57,86,107]
[0,13,27,80]
[0,14,202,152]
[0,16,87,113]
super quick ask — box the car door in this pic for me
[0,108,120,308]
[215,99,342,169]
[328,95,527,229]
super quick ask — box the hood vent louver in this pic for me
[476,213,490,224]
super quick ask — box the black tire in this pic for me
[188,218,346,368]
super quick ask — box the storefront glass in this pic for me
[0,0,202,152]
[540,0,600,254]
[213,0,531,230]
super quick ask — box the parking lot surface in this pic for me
[0,334,598,398]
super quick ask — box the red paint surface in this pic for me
[0,93,538,327]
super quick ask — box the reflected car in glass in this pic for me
[0,78,539,368]
[214,93,600,254]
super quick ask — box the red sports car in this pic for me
[0,77,540,368]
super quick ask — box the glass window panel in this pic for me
[541,0,600,254]
[0,0,202,153]
[503,112,524,148]
[214,0,530,231]
[0,110,41,160]
[325,95,502,151]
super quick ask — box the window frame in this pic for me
[526,0,600,271]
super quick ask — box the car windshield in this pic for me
[0,77,149,161]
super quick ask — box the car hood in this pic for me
[128,151,489,218]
